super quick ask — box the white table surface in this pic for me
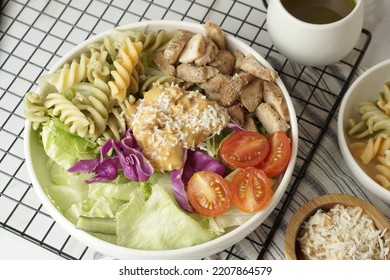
[1,0,390,260]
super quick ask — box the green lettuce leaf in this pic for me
[209,206,255,235]
[41,118,97,169]
[116,183,217,250]
[45,160,127,224]
[88,179,142,202]
[206,127,233,158]
[65,197,125,224]
[87,172,164,202]
[44,182,89,215]
[44,160,90,213]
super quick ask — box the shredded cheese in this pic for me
[297,204,390,260]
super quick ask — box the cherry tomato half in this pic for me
[259,131,291,178]
[231,167,272,213]
[219,131,270,168]
[187,171,231,217]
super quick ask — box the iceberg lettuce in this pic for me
[41,118,97,169]
[88,178,143,202]
[209,206,255,235]
[116,183,217,250]
[67,196,125,220]
[44,150,235,250]
[44,160,91,213]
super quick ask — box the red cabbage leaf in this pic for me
[68,130,153,183]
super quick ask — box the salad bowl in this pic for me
[24,20,298,260]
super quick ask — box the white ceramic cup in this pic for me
[266,0,365,67]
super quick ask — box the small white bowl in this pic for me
[24,20,298,259]
[338,59,390,204]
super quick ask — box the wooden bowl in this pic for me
[284,193,390,260]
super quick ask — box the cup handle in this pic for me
[262,0,268,9]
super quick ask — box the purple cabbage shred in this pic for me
[170,149,225,212]
[68,130,153,183]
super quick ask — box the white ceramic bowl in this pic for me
[24,20,298,259]
[338,59,390,204]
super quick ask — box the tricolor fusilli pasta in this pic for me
[25,27,173,146]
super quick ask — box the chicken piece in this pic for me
[243,117,258,132]
[263,81,290,121]
[227,103,245,126]
[199,74,226,93]
[234,50,278,81]
[219,72,254,106]
[233,49,245,69]
[178,33,206,64]
[164,30,194,64]
[208,49,236,75]
[151,51,176,76]
[243,54,278,81]
[194,38,218,66]
[176,63,219,83]
[255,103,290,133]
[239,78,264,113]
[204,22,226,50]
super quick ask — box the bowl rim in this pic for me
[284,193,390,260]
[24,19,299,259]
[337,59,390,202]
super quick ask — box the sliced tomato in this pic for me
[231,167,272,213]
[259,131,291,178]
[187,171,231,217]
[219,131,270,168]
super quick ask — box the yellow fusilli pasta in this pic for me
[108,38,143,102]
[375,155,390,190]
[48,53,90,93]
[377,82,390,114]
[44,93,89,137]
[24,92,49,130]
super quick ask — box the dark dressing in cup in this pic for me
[281,0,356,24]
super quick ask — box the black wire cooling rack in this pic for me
[0,0,371,260]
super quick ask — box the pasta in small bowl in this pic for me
[338,59,390,203]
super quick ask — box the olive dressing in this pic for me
[281,0,356,24]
